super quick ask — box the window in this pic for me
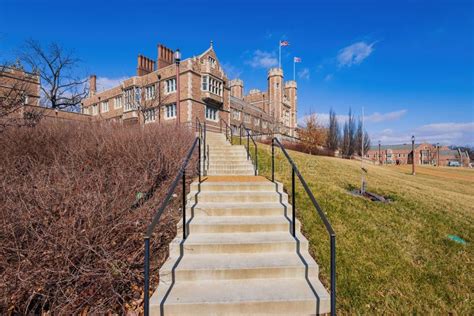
[101,100,109,113]
[166,78,176,94]
[208,56,216,68]
[124,88,134,111]
[165,103,176,119]
[205,106,218,121]
[262,121,268,129]
[232,109,241,120]
[201,76,208,91]
[24,95,29,105]
[82,107,89,115]
[201,75,223,96]
[144,108,156,123]
[92,104,99,115]
[254,117,260,126]
[114,96,122,109]
[145,85,155,100]
[244,113,251,123]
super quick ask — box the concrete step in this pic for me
[207,169,255,175]
[188,216,298,233]
[192,202,289,216]
[189,191,287,203]
[174,232,307,254]
[190,181,282,192]
[162,252,317,282]
[207,165,255,173]
[152,278,330,315]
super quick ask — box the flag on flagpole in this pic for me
[294,57,302,63]
[279,40,289,68]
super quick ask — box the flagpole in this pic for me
[293,59,296,81]
[279,42,281,69]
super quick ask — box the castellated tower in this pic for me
[284,80,297,134]
[229,79,244,99]
[268,68,284,121]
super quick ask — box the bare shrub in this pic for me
[0,121,195,314]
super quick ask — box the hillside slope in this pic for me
[255,144,473,314]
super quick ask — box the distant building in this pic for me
[366,143,470,167]
[81,42,297,136]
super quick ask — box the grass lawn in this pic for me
[251,142,473,314]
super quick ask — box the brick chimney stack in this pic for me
[157,44,175,70]
[89,75,96,97]
[137,55,156,76]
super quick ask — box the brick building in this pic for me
[0,64,41,108]
[366,143,470,167]
[81,42,297,136]
[229,69,298,137]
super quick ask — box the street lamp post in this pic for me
[437,142,440,167]
[378,140,381,165]
[174,49,181,125]
[411,135,416,175]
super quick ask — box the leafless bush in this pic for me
[0,121,195,314]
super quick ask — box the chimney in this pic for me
[157,44,175,70]
[137,55,156,76]
[89,75,96,97]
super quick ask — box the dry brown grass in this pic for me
[0,121,195,314]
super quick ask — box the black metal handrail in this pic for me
[195,117,206,175]
[143,135,202,316]
[219,118,233,143]
[239,123,258,176]
[271,137,336,316]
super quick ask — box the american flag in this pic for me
[280,40,290,47]
[294,57,302,63]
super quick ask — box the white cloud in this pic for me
[246,50,278,69]
[365,109,407,123]
[221,62,242,79]
[324,74,334,82]
[298,68,310,80]
[337,41,376,67]
[371,122,474,146]
[96,76,128,92]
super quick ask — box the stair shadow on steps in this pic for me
[159,181,202,315]
[274,181,322,315]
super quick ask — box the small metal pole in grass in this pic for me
[412,135,416,175]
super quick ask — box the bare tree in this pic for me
[20,39,87,110]
[355,117,371,156]
[299,112,327,155]
[341,108,356,157]
[326,108,340,152]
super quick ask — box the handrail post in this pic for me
[198,137,201,182]
[247,132,250,160]
[271,138,275,182]
[182,171,186,239]
[331,234,336,316]
[204,122,207,165]
[255,142,258,176]
[144,237,150,316]
[292,167,295,237]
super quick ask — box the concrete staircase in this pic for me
[150,132,331,315]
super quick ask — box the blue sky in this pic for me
[1,0,473,145]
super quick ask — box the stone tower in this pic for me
[229,79,244,99]
[284,80,297,135]
[267,68,284,122]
